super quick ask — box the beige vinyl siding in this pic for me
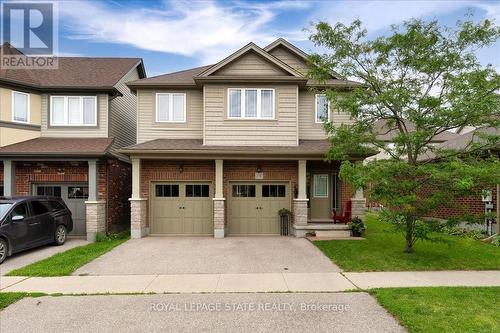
[0,127,40,147]
[213,51,289,76]
[268,46,308,75]
[204,84,298,146]
[298,91,353,140]
[41,93,108,137]
[137,89,203,143]
[0,87,42,125]
[109,66,139,151]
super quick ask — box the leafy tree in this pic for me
[308,18,500,253]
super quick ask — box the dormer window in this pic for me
[50,96,97,126]
[228,88,274,120]
[315,94,330,123]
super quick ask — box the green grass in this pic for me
[314,213,500,271]
[6,235,129,277]
[371,287,500,333]
[0,292,46,310]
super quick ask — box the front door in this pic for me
[309,174,330,219]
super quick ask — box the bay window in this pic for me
[12,91,29,123]
[315,94,330,123]
[228,88,274,119]
[156,93,186,122]
[50,96,97,126]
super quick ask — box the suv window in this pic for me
[11,203,29,219]
[49,200,65,212]
[31,200,50,216]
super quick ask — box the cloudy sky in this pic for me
[50,0,500,76]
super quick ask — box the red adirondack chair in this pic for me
[332,200,352,224]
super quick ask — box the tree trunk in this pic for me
[405,218,414,253]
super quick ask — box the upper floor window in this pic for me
[12,91,29,123]
[228,88,274,119]
[50,96,97,126]
[156,93,186,122]
[315,94,330,123]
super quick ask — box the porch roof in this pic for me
[0,137,114,158]
[120,139,368,159]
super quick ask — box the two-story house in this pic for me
[0,43,146,241]
[122,39,368,238]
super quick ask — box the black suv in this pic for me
[0,196,73,264]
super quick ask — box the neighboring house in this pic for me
[420,127,499,234]
[122,38,368,238]
[0,43,146,241]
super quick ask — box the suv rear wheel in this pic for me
[0,239,8,264]
[54,225,67,246]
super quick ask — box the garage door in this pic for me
[228,182,290,235]
[151,182,213,235]
[33,184,87,236]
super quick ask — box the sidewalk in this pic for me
[1,270,499,294]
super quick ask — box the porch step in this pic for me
[296,223,350,231]
[315,230,351,238]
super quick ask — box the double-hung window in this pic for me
[228,88,274,119]
[156,93,186,122]
[315,94,330,123]
[50,96,97,126]
[12,91,29,123]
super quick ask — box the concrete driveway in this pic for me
[0,293,405,333]
[1,238,89,276]
[74,237,339,275]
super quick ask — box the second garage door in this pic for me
[151,182,213,235]
[228,182,290,235]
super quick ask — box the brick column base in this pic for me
[85,201,106,242]
[351,198,367,221]
[130,198,148,239]
[213,198,225,238]
[292,199,308,237]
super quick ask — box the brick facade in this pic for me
[1,159,131,232]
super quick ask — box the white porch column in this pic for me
[3,160,15,196]
[213,159,225,238]
[293,160,309,237]
[129,158,148,239]
[85,159,106,242]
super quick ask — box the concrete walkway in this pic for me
[1,270,499,294]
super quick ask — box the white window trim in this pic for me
[313,174,329,198]
[227,88,275,120]
[315,94,330,124]
[11,91,30,124]
[155,93,187,123]
[49,96,97,127]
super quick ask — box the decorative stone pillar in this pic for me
[85,159,106,242]
[213,159,225,238]
[351,187,367,221]
[85,201,106,242]
[130,198,148,238]
[292,160,309,237]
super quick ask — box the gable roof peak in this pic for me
[264,38,309,60]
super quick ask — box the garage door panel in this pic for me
[151,182,212,235]
[228,182,290,235]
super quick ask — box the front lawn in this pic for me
[371,287,500,333]
[314,213,500,271]
[0,292,46,310]
[7,234,129,277]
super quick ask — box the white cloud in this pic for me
[59,0,310,64]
